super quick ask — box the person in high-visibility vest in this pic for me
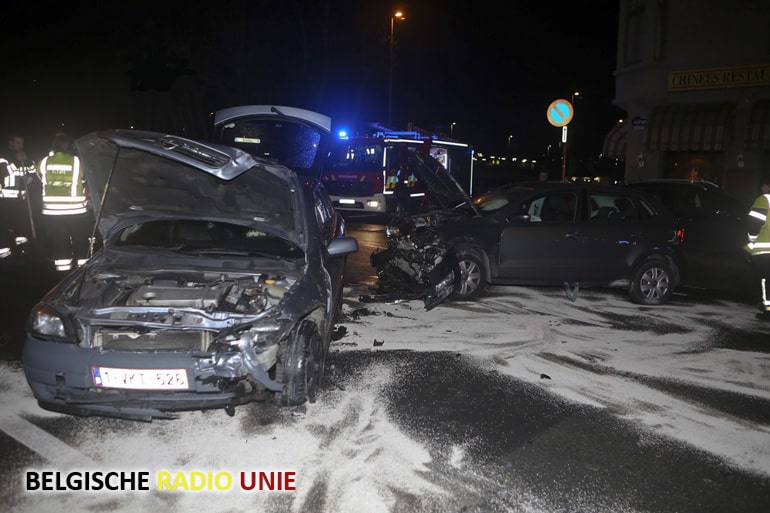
[745,177,770,316]
[38,133,91,272]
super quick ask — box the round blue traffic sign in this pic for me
[546,99,574,127]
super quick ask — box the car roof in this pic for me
[486,181,668,204]
[503,181,641,194]
[627,179,721,191]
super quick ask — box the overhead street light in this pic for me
[388,10,405,127]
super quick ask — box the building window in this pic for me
[624,0,645,65]
[653,0,667,61]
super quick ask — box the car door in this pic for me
[576,190,649,283]
[496,189,584,282]
[312,182,347,296]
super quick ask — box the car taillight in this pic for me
[674,228,685,244]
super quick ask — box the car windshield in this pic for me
[473,185,533,212]
[111,220,305,259]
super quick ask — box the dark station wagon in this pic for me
[372,157,686,307]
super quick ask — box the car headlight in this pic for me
[251,317,294,347]
[216,314,294,349]
[27,303,77,343]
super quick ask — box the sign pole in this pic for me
[561,126,568,182]
[546,99,574,183]
[561,141,567,182]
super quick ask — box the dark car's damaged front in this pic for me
[22,130,358,421]
[369,149,481,309]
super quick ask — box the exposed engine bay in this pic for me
[79,270,293,312]
[75,270,295,353]
[123,274,292,313]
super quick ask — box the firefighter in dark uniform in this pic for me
[0,134,38,257]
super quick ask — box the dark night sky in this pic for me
[1,1,622,165]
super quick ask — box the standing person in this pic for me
[745,177,770,317]
[38,133,91,272]
[0,133,39,251]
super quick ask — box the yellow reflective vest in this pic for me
[746,193,770,256]
[38,151,87,215]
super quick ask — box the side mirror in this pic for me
[328,236,359,257]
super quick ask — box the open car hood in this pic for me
[75,130,305,248]
[408,150,479,215]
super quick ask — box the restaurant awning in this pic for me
[644,103,734,152]
[746,99,770,150]
[602,122,627,159]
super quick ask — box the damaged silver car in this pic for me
[22,128,358,421]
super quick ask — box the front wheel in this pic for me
[629,259,675,305]
[451,251,487,301]
[274,321,324,406]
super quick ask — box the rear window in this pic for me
[589,192,658,221]
[214,119,324,176]
[628,183,744,217]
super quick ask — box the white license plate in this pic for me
[92,366,189,390]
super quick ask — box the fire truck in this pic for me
[321,124,473,214]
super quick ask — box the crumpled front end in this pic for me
[23,266,303,421]
[368,211,459,310]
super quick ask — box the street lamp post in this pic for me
[451,122,456,138]
[388,10,405,127]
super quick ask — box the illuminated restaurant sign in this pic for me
[668,64,770,91]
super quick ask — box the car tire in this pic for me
[451,251,487,301]
[629,259,675,305]
[275,321,324,406]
